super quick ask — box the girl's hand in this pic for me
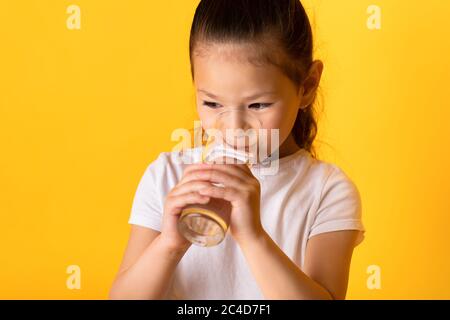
[160,163,215,251]
[183,163,264,245]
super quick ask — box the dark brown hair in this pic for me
[189,0,319,158]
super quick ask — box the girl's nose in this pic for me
[216,109,253,131]
[228,112,249,131]
[214,109,261,149]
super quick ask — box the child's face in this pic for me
[192,42,321,155]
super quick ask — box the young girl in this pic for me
[110,0,365,300]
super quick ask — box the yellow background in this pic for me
[0,0,449,299]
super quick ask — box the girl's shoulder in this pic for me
[262,147,351,185]
[306,154,359,194]
[281,150,361,209]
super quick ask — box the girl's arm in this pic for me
[109,225,189,300]
[238,230,360,300]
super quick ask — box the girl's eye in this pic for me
[202,101,222,109]
[202,101,272,109]
[248,103,272,110]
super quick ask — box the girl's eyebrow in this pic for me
[198,89,220,100]
[197,89,276,101]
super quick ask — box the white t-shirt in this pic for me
[128,147,365,299]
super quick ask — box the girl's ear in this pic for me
[299,60,324,110]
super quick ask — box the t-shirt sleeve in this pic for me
[127,152,168,231]
[309,166,366,246]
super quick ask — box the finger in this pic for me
[178,163,213,185]
[183,162,250,180]
[182,162,213,177]
[165,192,210,216]
[198,185,241,203]
[208,163,252,177]
[181,168,247,190]
[170,180,214,196]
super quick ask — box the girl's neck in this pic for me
[278,133,301,159]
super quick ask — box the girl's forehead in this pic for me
[193,64,296,103]
[193,58,282,93]
[194,46,278,76]
[193,41,275,66]
[192,42,297,96]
